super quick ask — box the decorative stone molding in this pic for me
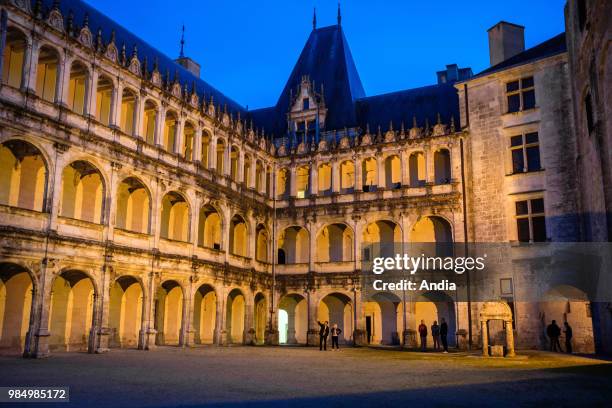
[46,8,64,32]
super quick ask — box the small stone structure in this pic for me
[480,302,515,357]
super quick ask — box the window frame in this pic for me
[515,197,546,242]
[509,131,542,174]
[506,76,536,113]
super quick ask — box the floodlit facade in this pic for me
[0,0,610,357]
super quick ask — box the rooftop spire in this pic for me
[179,24,185,58]
[337,2,341,26]
[312,7,317,30]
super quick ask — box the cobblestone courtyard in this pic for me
[1,347,611,407]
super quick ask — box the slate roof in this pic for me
[472,32,567,78]
[40,0,246,116]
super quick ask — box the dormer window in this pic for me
[303,98,309,110]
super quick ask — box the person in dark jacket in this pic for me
[331,323,342,350]
[318,321,329,351]
[564,322,573,354]
[418,320,428,351]
[431,321,440,351]
[547,320,562,352]
[440,318,449,353]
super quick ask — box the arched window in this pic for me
[316,224,354,262]
[362,220,401,259]
[409,152,426,187]
[160,192,190,242]
[277,168,289,198]
[384,155,401,189]
[35,46,59,102]
[95,75,113,126]
[318,163,331,195]
[362,157,377,192]
[68,61,88,115]
[163,111,178,153]
[434,149,451,184]
[120,89,136,136]
[143,100,158,145]
[115,177,150,234]
[278,226,309,264]
[183,122,195,160]
[2,27,26,88]
[201,131,211,167]
[340,161,355,193]
[256,225,268,262]
[230,146,239,181]
[229,215,248,257]
[60,161,104,223]
[197,205,221,250]
[0,140,47,211]
[216,139,225,174]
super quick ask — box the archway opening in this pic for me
[278,294,307,344]
[154,280,183,346]
[226,289,245,344]
[68,61,88,115]
[230,146,239,181]
[318,163,331,196]
[319,293,352,344]
[254,293,267,345]
[384,155,401,189]
[201,131,211,167]
[362,220,401,260]
[119,88,136,135]
[316,223,353,263]
[256,225,269,263]
[108,276,143,348]
[2,27,26,88]
[0,263,33,353]
[49,270,95,351]
[183,122,195,161]
[278,226,309,264]
[60,161,104,223]
[0,140,47,211]
[35,46,59,102]
[362,157,377,192]
[198,205,221,250]
[409,152,426,187]
[255,160,264,192]
[296,166,310,198]
[193,284,216,344]
[143,100,158,145]
[414,291,457,349]
[364,292,402,345]
[229,214,248,257]
[115,177,150,234]
[340,160,355,193]
[410,216,453,256]
[434,149,451,184]
[216,139,225,174]
[163,111,178,153]
[95,75,113,126]
[243,155,252,186]
[276,168,289,199]
[160,192,189,242]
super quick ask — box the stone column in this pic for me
[355,158,363,192]
[215,286,227,345]
[289,165,297,197]
[144,272,159,350]
[505,320,515,357]
[87,67,99,120]
[209,134,218,171]
[425,147,435,184]
[134,92,145,139]
[331,160,340,193]
[137,275,150,350]
[182,279,195,347]
[352,289,366,346]
[110,80,123,129]
[310,164,318,196]
[307,291,319,346]
[481,320,489,356]
[243,293,255,345]
[22,36,39,94]
[154,103,166,148]
[223,141,231,177]
[400,149,409,187]
[93,263,112,353]
[58,54,72,108]
[31,259,57,358]
[286,305,297,344]
[174,115,185,156]
[377,155,385,188]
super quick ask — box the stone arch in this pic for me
[198,204,222,250]
[254,292,267,344]
[193,283,216,344]
[119,87,137,136]
[60,160,105,224]
[154,280,184,346]
[316,223,354,263]
[409,151,426,187]
[215,138,226,174]
[108,275,144,348]
[68,59,89,115]
[143,99,158,145]
[0,262,35,353]
[296,165,310,198]
[229,214,248,257]
[256,224,269,263]
[410,215,453,256]
[278,293,307,344]
[362,220,402,259]
[230,145,239,181]
[162,110,178,153]
[340,160,355,193]
[0,139,48,212]
[226,288,246,344]
[182,121,196,160]
[414,291,456,348]
[319,292,353,344]
[35,44,60,102]
[278,226,309,264]
[318,163,332,195]
[434,148,451,184]
[115,177,151,234]
[95,74,114,126]
[362,157,377,191]
[276,167,290,198]
[384,154,401,189]
[364,292,402,345]
[1,25,27,88]
[539,285,594,353]
[160,191,190,242]
[49,269,96,351]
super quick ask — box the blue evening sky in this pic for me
[84,0,567,109]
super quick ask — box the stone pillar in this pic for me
[87,67,99,119]
[137,275,150,350]
[243,294,255,345]
[22,36,39,94]
[174,116,185,156]
[377,155,385,188]
[352,289,366,346]
[209,134,218,171]
[144,272,158,350]
[154,104,166,148]
[310,164,318,196]
[182,279,195,347]
[307,291,319,346]
[481,320,489,356]
[331,160,340,193]
[110,80,123,129]
[31,259,57,358]
[58,54,72,108]
[289,165,297,197]
[193,126,203,164]
[400,149,409,187]
[505,320,515,357]
[134,92,145,139]
[425,147,435,184]
[215,286,227,345]
[237,150,244,184]
[223,141,231,177]
[355,159,363,192]
[286,306,297,344]
[93,263,112,353]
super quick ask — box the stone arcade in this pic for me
[0,0,610,357]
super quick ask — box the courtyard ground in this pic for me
[0,346,611,407]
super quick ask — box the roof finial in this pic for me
[337,2,342,26]
[312,7,317,30]
[179,24,185,58]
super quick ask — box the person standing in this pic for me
[318,321,329,351]
[331,323,342,350]
[546,320,562,352]
[440,317,449,353]
[418,320,428,351]
[431,320,440,351]
[564,322,573,354]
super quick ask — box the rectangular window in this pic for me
[510,132,541,173]
[515,198,546,242]
[303,98,309,110]
[506,77,536,113]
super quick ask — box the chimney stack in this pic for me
[487,21,525,66]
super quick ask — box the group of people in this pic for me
[418,318,449,353]
[547,320,573,353]
[318,321,342,351]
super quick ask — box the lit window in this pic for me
[510,132,541,173]
[515,198,546,242]
[506,77,535,113]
